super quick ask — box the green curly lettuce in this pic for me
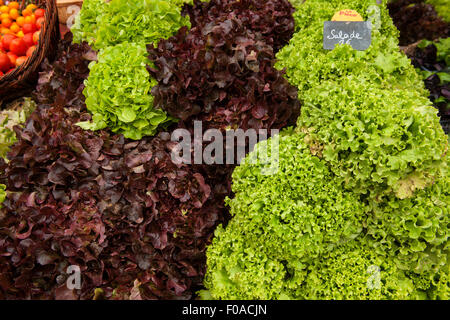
[74,0,188,138]
[72,0,190,49]
[277,0,426,94]
[229,132,365,258]
[78,42,172,140]
[71,0,107,45]
[167,0,195,6]
[90,0,190,50]
[203,134,448,300]
[0,98,36,160]
[298,77,448,199]
[276,0,448,199]
[204,133,366,299]
[367,160,449,277]
[296,235,447,300]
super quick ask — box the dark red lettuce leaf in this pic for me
[388,0,449,46]
[1,32,232,299]
[33,32,96,111]
[0,105,230,299]
[413,44,449,117]
[404,43,449,123]
[182,0,295,52]
[147,19,300,131]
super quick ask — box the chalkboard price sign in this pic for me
[323,21,372,51]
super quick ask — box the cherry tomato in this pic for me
[9,8,18,20]
[9,37,27,56]
[8,2,20,10]
[0,27,11,34]
[22,22,36,34]
[0,51,11,72]
[6,52,16,65]
[33,30,40,44]
[16,16,25,27]
[15,55,27,66]
[24,14,35,25]
[34,8,45,19]
[23,32,34,47]
[0,6,8,14]
[36,17,44,30]
[26,45,35,57]
[1,33,16,50]
[9,22,19,33]
[22,8,32,17]
[1,17,11,28]
[26,4,37,11]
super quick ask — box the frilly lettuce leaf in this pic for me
[0,98,36,160]
[204,133,448,300]
[71,0,107,45]
[78,42,173,140]
[276,0,448,199]
[72,0,190,50]
[297,76,448,199]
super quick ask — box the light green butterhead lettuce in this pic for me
[73,0,190,139]
[78,42,172,140]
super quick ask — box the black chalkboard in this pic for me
[323,21,372,51]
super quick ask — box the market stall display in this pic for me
[0,0,448,300]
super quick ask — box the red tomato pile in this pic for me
[0,1,44,76]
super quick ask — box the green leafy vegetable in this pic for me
[298,77,447,199]
[203,0,449,300]
[78,42,172,140]
[0,98,36,160]
[418,37,450,65]
[410,37,450,119]
[277,0,426,95]
[72,0,190,50]
[276,0,448,199]
[73,0,190,139]
[203,134,449,299]
[0,184,5,209]
[71,0,107,45]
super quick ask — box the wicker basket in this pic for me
[0,0,60,105]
